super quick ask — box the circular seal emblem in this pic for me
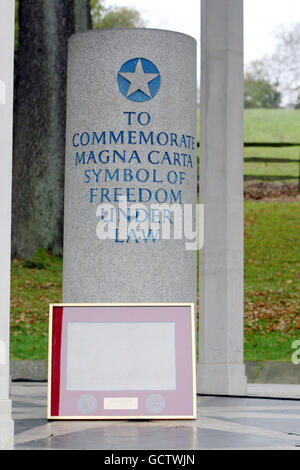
[145,394,166,414]
[77,394,97,415]
[117,58,161,102]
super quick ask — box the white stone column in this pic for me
[0,0,15,449]
[197,0,247,395]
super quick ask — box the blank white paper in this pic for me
[66,322,176,391]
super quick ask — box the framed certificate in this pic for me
[47,303,196,420]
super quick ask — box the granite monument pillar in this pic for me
[62,29,197,306]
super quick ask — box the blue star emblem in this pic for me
[117,58,161,102]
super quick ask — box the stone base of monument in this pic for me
[197,364,247,396]
[0,400,14,449]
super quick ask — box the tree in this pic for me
[91,0,144,29]
[269,23,300,107]
[14,0,19,54]
[244,60,281,109]
[12,0,92,259]
[12,0,144,258]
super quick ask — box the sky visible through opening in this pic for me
[105,0,300,85]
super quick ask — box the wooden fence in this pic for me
[197,142,300,191]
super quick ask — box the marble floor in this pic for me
[12,382,300,450]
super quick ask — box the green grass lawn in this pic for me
[244,109,300,182]
[244,109,300,143]
[9,200,300,362]
[10,254,62,360]
[244,201,300,361]
[198,108,300,181]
